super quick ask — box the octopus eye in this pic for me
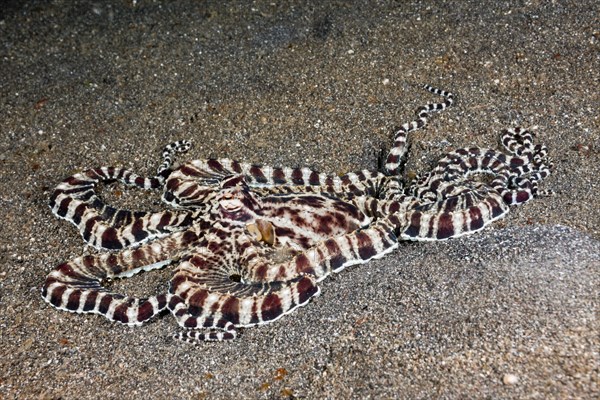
[223,193,233,199]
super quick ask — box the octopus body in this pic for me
[41,86,552,342]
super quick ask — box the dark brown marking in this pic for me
[71,203,89,225]
[291,169,304,185]
[249,166,268,183]
[112,302,131,324]
[272,169,286,184]
[296,277,318,304]
[166,178,182,192]
[309,171,321,186]
[436,213,455,240]
[325,239,346,271]
[503,192,516,204]
[180,164,203,177]
[230,160,242,173]
[56,197,72,217]
[181,230,199,246]
[137,300,157,322]
[324,238,341,255]
[179,184,198,199]
[168,295,185,315]
[388,201,400,213]
[106,253,118,268]
[403,212,422,238]
[253,263,268,280]
[249,300,260,324]
[82,290,99,312]
[515,190,531,204]
[294,253,314,274]
[157,212,173,231]
[131,219,148,243]
[488,198,505,218]
[134,176,145,187]
[101,228,122,250]
[130,247,146,266]
[188,290,208,308]
[219,297,240,325]
[207,159,226,173]
[97,294,113,314]
[260,294,283,321]
[184,316,198,328]
[356,232,376,260]
[442,196,459,213]
[66,175,93,185]
[316,215,333,235]
[509,157,525,167]
[65,290,81,310]
[48,285,66,306]
[386,154,400,164]
[468,207,484,231]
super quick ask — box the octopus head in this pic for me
[216,175,261,222]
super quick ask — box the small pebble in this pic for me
[503,373,519,385]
